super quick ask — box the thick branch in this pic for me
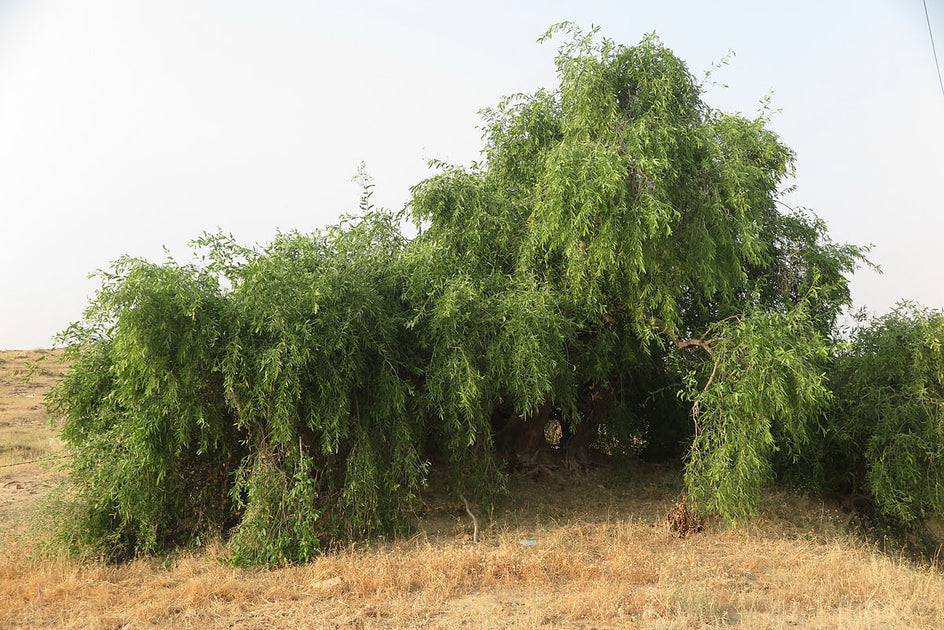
[650,318,719,438]
[650,317,713,355]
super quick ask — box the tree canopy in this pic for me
[51,25,939,565]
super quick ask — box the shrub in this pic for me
[821,304,944,524]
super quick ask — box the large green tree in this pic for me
[406,25,863,493]
[50,25,873,563]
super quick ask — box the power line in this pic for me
[924,0,944,98]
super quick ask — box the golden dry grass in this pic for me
[1,350,944,629]
[0,349,67,525]
[4,499,944,629]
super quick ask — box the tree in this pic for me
[49,25,871,563]
[406,24,864,503]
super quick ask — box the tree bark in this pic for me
[561,384,604,469]
[494,397,553,463]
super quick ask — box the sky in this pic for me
[1,0,942,349]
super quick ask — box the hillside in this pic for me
[1,350,943,629]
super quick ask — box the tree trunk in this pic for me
[494,397,553,464]
[561,384,604,469]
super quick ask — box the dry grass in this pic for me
[4,497,944,629]
[2,350,944,629]
[0,350,67,525]
[0,422,58,469]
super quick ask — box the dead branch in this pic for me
[461,495,480,543]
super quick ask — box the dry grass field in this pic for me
[1,349,943,629]
[0,349,67,526]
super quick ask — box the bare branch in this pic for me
[461,495,480,543]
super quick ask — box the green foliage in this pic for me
[407,23,864,492]
[821,304,944,524]
[220,212,428,563]
[49,258,238,560]
[50,211,431,563]
[524,29,794,333]
[48,25,892,563]
[682,304,831,521]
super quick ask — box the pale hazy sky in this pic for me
[1,0,942,349]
